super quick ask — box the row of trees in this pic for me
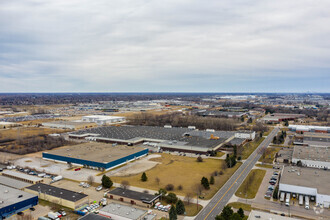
[215,205,245,220]
[272,130,286,145]
[128,112,238,131]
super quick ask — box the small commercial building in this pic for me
[279,166,330,208]
[107,188,160,208]
[43,143,148,171]
[2,170,43,184]
[42,121,96,130]
[99,202,148,220]
[234,131,256,140]
[0,184,38,219]
[292,146,329,169]
[82,115,125,125]
[25,183,88,209]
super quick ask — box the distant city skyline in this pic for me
[1,0,329,93]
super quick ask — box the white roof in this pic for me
[82,115,125,119]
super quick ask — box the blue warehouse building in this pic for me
[0,184,38,220]
[42,143,148,171]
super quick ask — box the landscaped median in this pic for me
[235,169,266,199]
[111,153,241,200]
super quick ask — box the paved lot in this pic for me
[195,127,280,220]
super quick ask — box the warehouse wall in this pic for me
[42,149,148,170]
[0,196,38,219]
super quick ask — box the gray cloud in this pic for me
[0,0,329,92]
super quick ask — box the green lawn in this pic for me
[241,137,265,159]
[235,169,266,199]
[255,164,273,169]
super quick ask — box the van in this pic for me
[305,196,309,209]
[285,193,290,206]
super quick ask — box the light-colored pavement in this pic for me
[194,127,280,220]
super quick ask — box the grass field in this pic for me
[227,202,252,211]
[259,147,281,164]
[241,137,265,160]
[235,169,266,199]
[255,164,273,169]
[0,127,62,140]
[184,202,203,216]
[111,153,241,199]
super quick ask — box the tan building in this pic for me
[25,183,89,209]
[107,188,160,208]
[2,170,43,184]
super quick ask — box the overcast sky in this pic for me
[0,0,329,93]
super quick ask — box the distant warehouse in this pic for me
[42,142,148,171]
[42,120,97,130]
[82,115,125,125]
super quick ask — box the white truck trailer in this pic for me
[285,192,290,206]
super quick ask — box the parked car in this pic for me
[96,185,103,191]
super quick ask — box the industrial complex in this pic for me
[68,125,254,154]
[82,115,125,125]
[42,142,149,170]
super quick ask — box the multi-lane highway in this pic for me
[195,127,280,220]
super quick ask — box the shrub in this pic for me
[165,184,174,191]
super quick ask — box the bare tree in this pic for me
[87,175,94,185]
[185,192,193,205]
[120,180,130,190]
[155,177,160,185]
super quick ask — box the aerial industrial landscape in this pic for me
[1,0,329,219]
[0,93,329,220]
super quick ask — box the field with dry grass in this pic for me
[111,153,241,199]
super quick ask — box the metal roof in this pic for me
[26,183,88,202]
[2,170,43,182]
[0,184,37,209]
[0,176,31,189]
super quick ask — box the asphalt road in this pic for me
[195,127,280,220]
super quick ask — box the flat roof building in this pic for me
[42,121,97,130]
[99,202,147,220]
[292,146,329,169]
[0,175,31,189]
[68,125,252,154]
[262,113,305,123]
[279,166,330,207]
[25,183,88,210]
[289,125,330,133]
[82,115,125,125]
[0,184,38,219]
[2,170,43,184]
[43,142,148,171]
[107,188,160,208]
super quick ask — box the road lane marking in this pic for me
[202,129,277,220]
